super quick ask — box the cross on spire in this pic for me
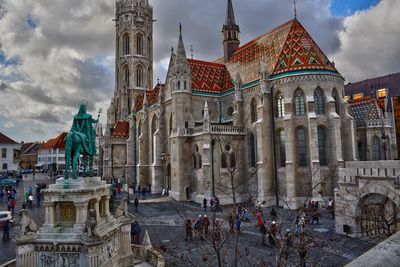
[294,0,297,18]
[190,45,194,59]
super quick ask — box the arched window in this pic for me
[177,80,181,91]
[198,155,202,169]
[314,88,325,114]
[147,37,151,58]
[169,114,173,135]
[230,153,236,168]
[332,88,340,115]
[193,154,197,169]
[123,65,130,87]
[136,66,143,87]
[250,132,257,167]
[371,136,381,160]
[251,98,257,123]
[221,153,228,168]
[317,127,327,166]
[278,130,286,167]
[294,89,305,115]
[297,128,307,167]
[123,33,130,55]
[136,33,143,55]
[277,92,285,118]
[1,148,6,158]
[151,116,157,163]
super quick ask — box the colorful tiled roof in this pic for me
[111,121,130,139]
[226,19,338,84]
[348,97,381,127]
[188,59,233,93]
[41,132,67,150]
[0,132,18,145]
[135,83,165,111]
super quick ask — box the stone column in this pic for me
[74,202,89,230]
[43,202,56,227]
[284,116,296,208]
[308,114,321,197]
[104,195,111,217]
[94,198,101,221]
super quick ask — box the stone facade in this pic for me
[335,161,400,238]
[102,0,357,207]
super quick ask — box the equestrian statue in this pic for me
[64,101,100,179]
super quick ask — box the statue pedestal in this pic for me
[16,177,134,267]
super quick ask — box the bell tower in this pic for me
[222,0,240,63]
[115,0,153,119]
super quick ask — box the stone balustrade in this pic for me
[210,125,245,135]
[339,160,400,184]
[366,118,392,127]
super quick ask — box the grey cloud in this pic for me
[26,110,63,124]
[0,81,10,91]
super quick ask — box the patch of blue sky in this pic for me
[0,51,20,66]
[330,0,380,16]
[27,15,38,29]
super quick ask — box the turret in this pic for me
[222,0,240,63]
[171,24,192,93]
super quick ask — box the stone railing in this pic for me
[131,244,165,267]
[210,125,244,135]
[339,160,400,184]
[366,119,392,128]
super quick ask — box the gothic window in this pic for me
[314,88,325,114]
[136,33,143,55]
[1,148,6,158]
[177,81,181,90]
[318,127,327,166]
[123,65,130,86]
[230,153,236,168]
[169,114,173,135]
[184,81,187,90]
[371,136,381,160]
[151,116,157,163]
[147,67,151,89]
[193,154,197,169]
[278,130,286,167]
[294,89,305,116]
[297,128,307,167]
[147,37,151,58]
[277,92,285,118]
[221,153,228,169]
[123,33,130,55]
[198,155,202,169]
[332,88,340,115]
[249,132,257,167]
[136,66,143,87]
[251,98,257,123]
[227,106,234,117]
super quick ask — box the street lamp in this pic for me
[211,139,215,197]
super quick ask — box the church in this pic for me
[100,0,357,207]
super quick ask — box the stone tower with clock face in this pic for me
[114,0,153,120]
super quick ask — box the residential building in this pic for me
[0,132,20,171]
[38,132,67,172]
[19,142,41,170]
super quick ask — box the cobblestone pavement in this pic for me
[0,184,376,266]
[127,196,376,267]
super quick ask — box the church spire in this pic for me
[222,0,240,63]
[176,23,187,59]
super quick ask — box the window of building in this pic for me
[297,128,307,167]
[151,116,157,163]
[227,106,234,117]
[251,98,257,123]
[318,127,327,166]
[123,65,130,87]
[123,33,130,55]
[353,92,364,100]
[136,66,143,87]
[147,37,151,58]
[221,153,227,168]
[314,88,325,114]
[1,148,6,158]
[277,92,285,118]
[230,153,236,168]
[371,136,381,160]
[332,89,340,115]
[278,130,286,167]
[294,89,305,115]
[250,132,256,167]
[136,33,143,55]
[193,154,197,169]
[198,155,202,169]
[2,163,7,170]
[137,120,142,137]
[169,114,173,135]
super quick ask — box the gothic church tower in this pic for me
[222,0,240,63]
[114,0,153,120]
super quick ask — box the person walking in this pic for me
[131,221,141,245]
[270,208,277,221]
[203,197,207,212]
[204,215,210,235]
[194,215,204,240]
[328,198,334,219]
[2,219,10,242]
[228,212,235,233]
[236,215,241,234]
[185,218,193,241]
[259,221,267,246]
[134,197,139,213]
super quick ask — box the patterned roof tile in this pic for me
[111,121,130,139]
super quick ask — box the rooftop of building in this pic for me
[40,132,67,150]
[0,132,19,145]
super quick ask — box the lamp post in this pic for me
[211,139,215,197]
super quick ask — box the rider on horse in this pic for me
[64,101,99,179]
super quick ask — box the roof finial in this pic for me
[179,22,182,34]
[190,45,194,59]
[294,0,297,19]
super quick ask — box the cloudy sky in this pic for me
[0,0,399,142]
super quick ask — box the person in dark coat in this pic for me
[134,197,139,212]
[203,198,207,212]
[2,219,10,242]
[131,221,141,245]
[185,219,193,241]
